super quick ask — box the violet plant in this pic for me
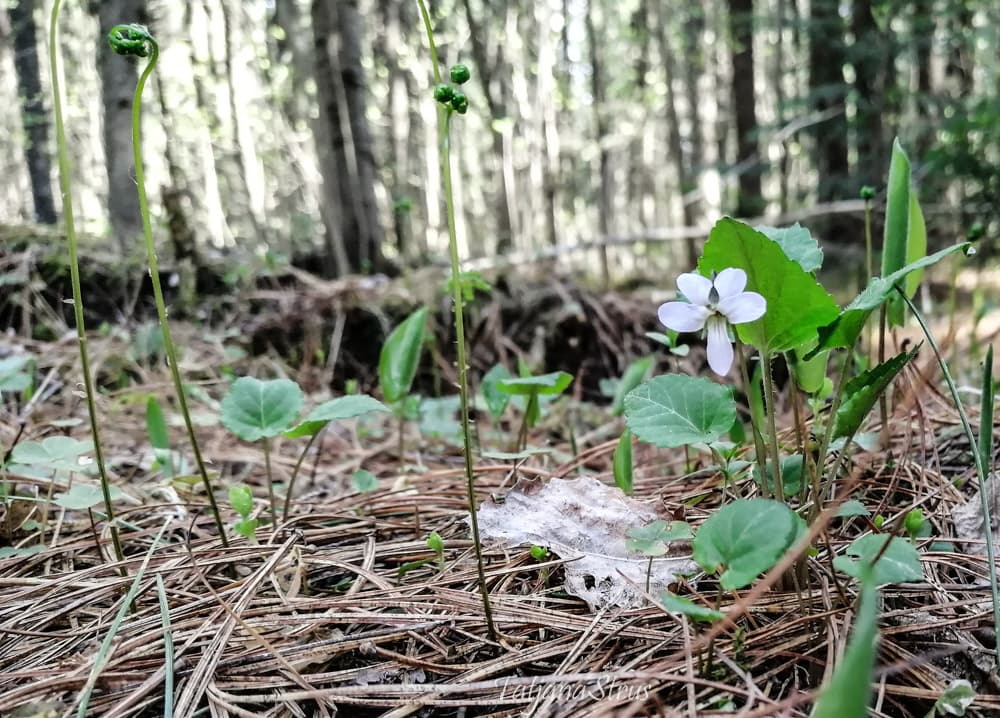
[621,140,986,625]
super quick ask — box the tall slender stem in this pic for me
[115,27,229,545]
[899,290,1000,667]
[735,339,768,497]
[49,0,125,568]
[760,352,784,502]
[417,0,497,641]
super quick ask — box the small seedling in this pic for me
[427,531,446,571]
[496,371,573,450]
[228,484,257,541]
[627,520,693,591]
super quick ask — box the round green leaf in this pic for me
[53,484,125,511]
[833,534,923,585]
[351,469,379,493]
[692,498,805,590]
[481,364,513,419]
[221,376,304,442]
[624,374,736,448]
[10,437,94,473]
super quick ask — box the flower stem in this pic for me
[417,0,497,642]
[49,0,125,569]
[125,31,229,546]
[898,290,1000,667]
[760,352,784,502]
[735,339,768,498]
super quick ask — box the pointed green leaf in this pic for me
[835,500,871,518]
[624,375,736,448]
[810,569,880,718]
[699,218,839,353]
[497,371,573,396]
[659,593,724,623]
[284,394,389,438]
[904,192,927,298]
[611,357,654,415]
[146,396,170,450]
[378,307,428,403]
[228,484,254,518]
[883,139,911,326]
[613,429,634,495]
[789,338,830,394]
[755,223,823,272]
[481,364,513,419]
[812,243,968,354]
[981,345,995,479]
[834,347,919,439]
[627,520,693,555]
[220,376,304,442]
[693,498,805,590]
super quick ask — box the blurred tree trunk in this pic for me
[681,2,706,221]
[808,0,849,201]
[727,0,763,216]
[312,0,385,276]
[655,0,698,266]
[92,0,147,249]
[462,0,515,254]
[8,0,57,224]
[378,0,414,259]
[586,0,612,288]
[851,0,893,186]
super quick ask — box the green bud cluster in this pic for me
[859,185,876,201]
[432,64,472,114]
[108,23,154,58]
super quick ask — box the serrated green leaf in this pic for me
[755,223,824,272]
[625,375,736,448]
[378,307,428,403]
[660,593,724,623]
[220,377,303,442]
[284,394,389,438]
[810,568,880,718]
[497,371,574,396]
[612,357,653,415]
[813,243,968,354]
[53,484,125,511]
[833,534,923,585]
[693,498,805,590]
[613,429,634,495]
[481,364,513,419]
[834,347,918,439]
[698,218,839,353]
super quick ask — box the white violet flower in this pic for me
[657,267,766,376]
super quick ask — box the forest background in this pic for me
[1,0,997,287]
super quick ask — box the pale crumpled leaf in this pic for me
[475,476,698,610]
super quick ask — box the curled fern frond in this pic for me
[108,23,154,58]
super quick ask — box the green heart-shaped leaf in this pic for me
[625,374,735,448]
[221,376,303,442]
[284,394,389,438]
